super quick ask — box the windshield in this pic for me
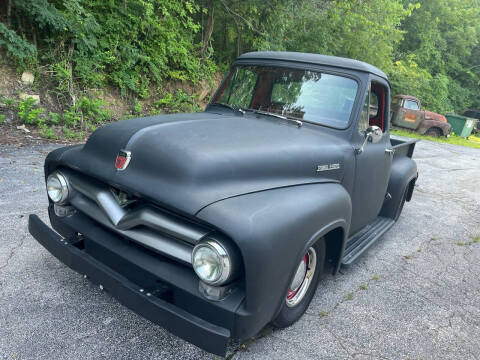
[212,65,359,128]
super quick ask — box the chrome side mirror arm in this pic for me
[355,126,383,155]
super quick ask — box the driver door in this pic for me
[349,81,393,235]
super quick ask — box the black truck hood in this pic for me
[57,111,348,215]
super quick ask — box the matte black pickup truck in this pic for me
[29,52,418,356]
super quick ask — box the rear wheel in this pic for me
[272,239,325,328]
[425,127,442,138]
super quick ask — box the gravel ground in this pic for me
[1,139,479,360]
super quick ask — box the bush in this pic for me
[17,98,44,125]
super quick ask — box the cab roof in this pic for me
[237,51,388,80]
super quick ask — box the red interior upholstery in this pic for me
[369,83,386,131]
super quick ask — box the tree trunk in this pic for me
[7,0,12,28]
[235,21,242,57]
[201,1,215,55]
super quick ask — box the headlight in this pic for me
[192,239,234,286]
[46,172,69,204]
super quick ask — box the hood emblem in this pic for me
[115,150,131,171]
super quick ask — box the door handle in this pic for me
[385,148,394,155]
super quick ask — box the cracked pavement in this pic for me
[1,138,479,360]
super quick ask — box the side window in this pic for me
[359,90,370,132]
[369,92,379,118]
[218,67,258,108]
[404,100,420,110]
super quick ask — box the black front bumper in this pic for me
[28,214,232,356]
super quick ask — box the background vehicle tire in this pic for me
[272,238,325,328]
[425,127,442,137]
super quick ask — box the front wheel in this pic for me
[425,127,442,138]
[272,239,325,328]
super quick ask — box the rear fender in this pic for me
[380,157,417,219]
[197,183,351,338]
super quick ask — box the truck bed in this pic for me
[391,137,417,158]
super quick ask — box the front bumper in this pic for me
[28,214,234,356]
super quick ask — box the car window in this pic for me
[392,97,401,107]
[213,66,359,128]
[359,91,370,132]
[369,92,379,119]
[404,99,420,110]
[217,68,257,108]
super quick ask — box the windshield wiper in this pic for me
[252,110,303,127]
[210,102,245,115]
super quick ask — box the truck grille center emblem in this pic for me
[115,150,131,170]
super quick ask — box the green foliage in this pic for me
[0,23,37,67]
[0,114,5,123]
[49,112,60,124]
[153,90,201,114]
[17,98,44,124]
[62,106,82,127]
[2,0,480,140]
[39,124,58,139]
[76,96,111,124]
[0,94,17,109]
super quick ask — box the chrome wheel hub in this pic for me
[286,247,317,307]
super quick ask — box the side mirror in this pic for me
[356,126,383,154]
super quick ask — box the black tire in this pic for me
[272,238,325,328]
[425,127,442,138]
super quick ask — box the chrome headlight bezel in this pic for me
[192,239,233,286]
[46,171,69,204]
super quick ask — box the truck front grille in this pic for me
[60,168,213,265]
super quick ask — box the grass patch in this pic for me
[391,129,480,149]
[457,237,480,246]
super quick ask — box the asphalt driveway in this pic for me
[1,139,479,360]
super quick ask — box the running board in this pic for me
[342,216,395,265]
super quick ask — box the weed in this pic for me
[417,248,422,252]
[132,100,143,116]
[77,96,111,124]
[345,293,354,301]
[49,112,60,124]
[39,124,57,139]
[62,126,77,139]
[456,241,466,246]
[430,237,438,241]
[359,284,368,291]
[0,114,5,123]
[319,311,328,317]
[62,107,82,127]
[372,274,380,281]
[473,235,480,243]
[404,254,413,259]
[0,95,16,109]
[18,98,44,124]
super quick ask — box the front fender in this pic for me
[196,183,351,338]
[418,120,451,136]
